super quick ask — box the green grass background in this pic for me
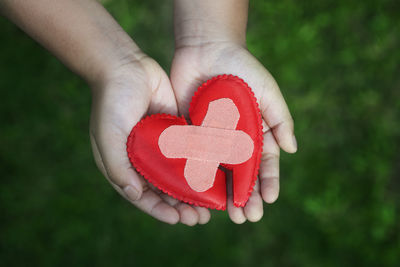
[1,0,399,266]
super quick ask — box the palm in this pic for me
[171,44,296,223]
[90,58,210,225]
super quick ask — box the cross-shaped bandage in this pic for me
[158,98,254,192]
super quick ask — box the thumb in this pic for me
[258,71,297,153]
[90,131,144,202]
[145,60,178,116]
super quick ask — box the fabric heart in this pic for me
[127,75,263,210]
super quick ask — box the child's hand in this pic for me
[172,0,297,223]
[89,57,212,225]
[89,57,211,225]
[171,42,297,223]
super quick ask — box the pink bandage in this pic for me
[158,98,254,192]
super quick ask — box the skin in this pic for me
[1,0,297,225]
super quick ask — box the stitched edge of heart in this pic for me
[126,113,226,210]
[189,74,264,207]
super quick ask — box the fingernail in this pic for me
[292,135,298,152]
[124,185,140,201]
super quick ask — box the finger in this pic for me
[149,181,202,226]
[227,201,246,224]
[227,171,246,224]
[92,132,179,224]
[193,206,211,225]
[159,192,179,206]
[243,180,264,222]
[91,131,144,200]
[162,193,210,225]
[260,129,280,204]
[132,188,180,224]
[90,133,143,201]
[159,186,206,225]
[174,203,200,226]
[258,70,297,153]
[147,61,178,116]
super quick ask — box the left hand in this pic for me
[171,42,297,223]
[90,56,211,226]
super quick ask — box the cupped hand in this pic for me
[89,55,211,226]
[171,43,297,223]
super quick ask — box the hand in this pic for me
[171,42,297,223]
[90,56,211,225]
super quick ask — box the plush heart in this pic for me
[126,75,263,210]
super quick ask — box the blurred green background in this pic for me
[1,0,399,266]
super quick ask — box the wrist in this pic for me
[174,0,248,49]
[83,38,145,88]
[174,19,246,49]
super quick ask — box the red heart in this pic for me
[127,75,263,210]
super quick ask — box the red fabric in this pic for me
[126,75,263,210]
[158,98,254,193]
